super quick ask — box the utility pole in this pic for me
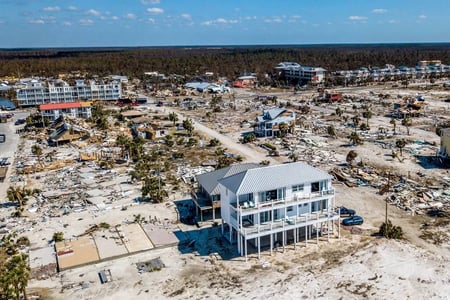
[385,170,391,229]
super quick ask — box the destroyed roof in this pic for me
[120,110,146,118]
[130,116,152,124]
[196,163,260,196]
[219,162,332,195]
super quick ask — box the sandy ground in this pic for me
[2,83,450,299]
[28,232,450,300]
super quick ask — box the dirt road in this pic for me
[152,105,279,164]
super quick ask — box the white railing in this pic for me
[231,189,335,214]
[240,212,338,236]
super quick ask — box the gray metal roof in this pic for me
[196,163,260,196]
[219,162,332,195]
[266,108,285,120]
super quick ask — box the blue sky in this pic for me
[0,0,448,48]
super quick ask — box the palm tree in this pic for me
[352,115,361,132]
[31,144,43,168]
[205,111,212,122]
[401,117,412,135]
[141,175,167,203]
[116,134,131,159]
[335,107,343,118]
[6,186,28,208]
[168,112,178,127]
[182,118,194,136]
[390,118,397,135]
[348,132,362,145]
[1,253,30,300]
[362,108,372,127]
[396,139,407,156]
[327,125,337,138]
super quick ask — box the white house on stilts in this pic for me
[219,162,340,260]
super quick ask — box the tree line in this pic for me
[1,44,450,80]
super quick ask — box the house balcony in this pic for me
[230,189,334,216]
[239,211,339,239]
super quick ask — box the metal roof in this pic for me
[219,162,332,195]
[196,163,260,196]
[40,102,87,110]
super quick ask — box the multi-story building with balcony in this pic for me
[219,162,339,260]
[254,108,295,137]
[39,101,92,121]
[16,79,121,107]
[275,62,326,84]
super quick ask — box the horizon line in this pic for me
[1,42,450,51]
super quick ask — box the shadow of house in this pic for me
[48,123,90,146]
[416,155,449,169]
[193,163,260,221]
[177,225,239,260]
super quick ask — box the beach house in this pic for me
[219,162,339,260]
[254,108,295,137]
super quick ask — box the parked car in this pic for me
[342,215,364,226]
[337,206,356,216]
[14,118,25,125]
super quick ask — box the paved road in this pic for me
[0,111,29,199]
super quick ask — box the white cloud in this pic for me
[43,6,60,12]
[62,21,72,26]
[264,17,283,23]
[79,19,94,26]
[67,6,78,11]
[388,20,399,24]
[372,8,387,14]
[349,16,368,21]
[86,9,101,17]
[201,18,238,26]
[147,18,155,24]
[181,13,192,21]
[146,7,164,14]
[141,0,160,4]
[418,15,427,19]
[112,16,119,21]
[125,13,136,20]
[29,19,45,24]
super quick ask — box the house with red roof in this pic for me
[39,101,92,121]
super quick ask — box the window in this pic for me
[287,206,293,212]
[311,182,320,192]
[292,184,304,192]
[311,201,319,213]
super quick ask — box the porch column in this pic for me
[229,226,232,243]
[338,219,341,239]
[305,225,308,246]
[221,220,224,235]
[270,233,273,256]
[244,237,248,262]
[327,219,330,242]
[316,224,319,243]
[294,228,297,250]
[257,236,261,259]
[237,232,241,255]
[282,230,285,253]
